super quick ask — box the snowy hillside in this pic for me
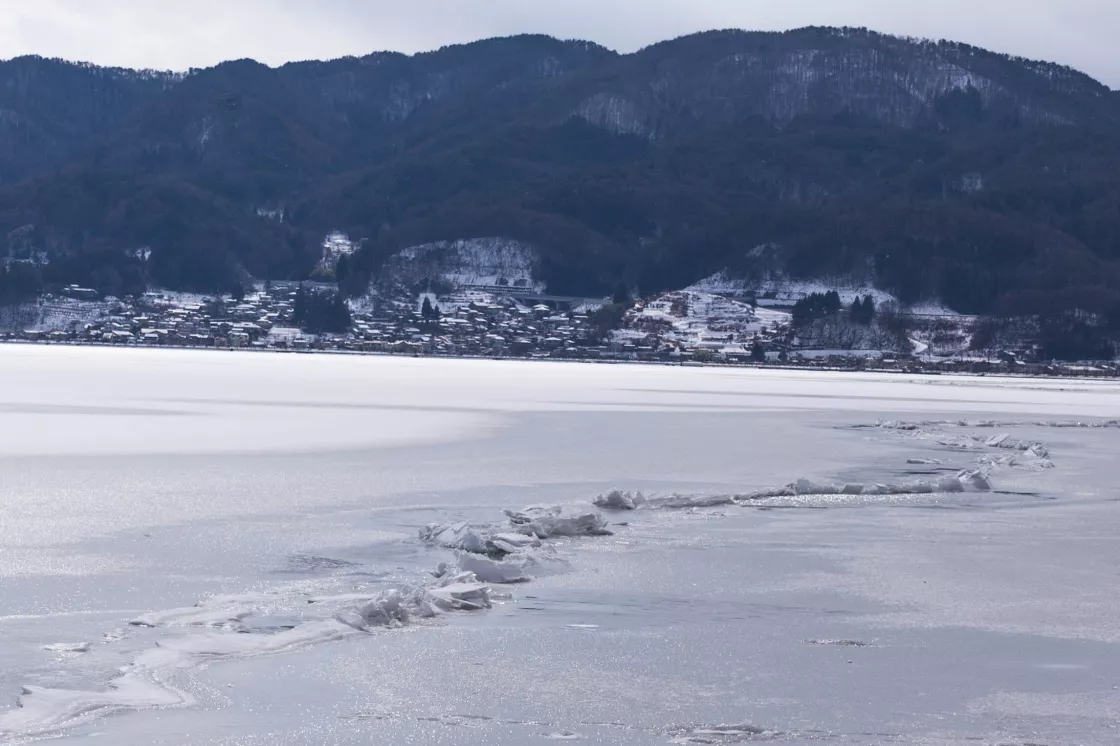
[0,298,113,333]
[688,270,897,308]
[386,238,542,291]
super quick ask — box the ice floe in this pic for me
[504,506,613,538]
[593,490,646,510]
[636,469,995,511]
[648,493,739,509]
[758,471,993,498]
[129,601,254,632]
[868,418,1120,431]
[421,505,612,555]
[418,521,552,556]
[668,723,771,744]
[419,521,505,555]
[333,574,493,631]
[426,580,493,612]
[453,553,534,584]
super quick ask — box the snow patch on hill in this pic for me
[688,270,897,307]
[0,298,113,333]
[318,232,355,272]
[905,300,966,318]
[575,94,651,137]
[388,238,542,291]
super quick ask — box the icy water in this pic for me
[1,345,1119,745]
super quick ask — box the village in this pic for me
[1,283,631,359]
[3,281,1120,379]
[3,284,784,363]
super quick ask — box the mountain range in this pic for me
[1,26,1120,322]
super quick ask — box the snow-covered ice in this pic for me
[3,347,1120,745]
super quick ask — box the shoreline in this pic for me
[4,337,1118,382]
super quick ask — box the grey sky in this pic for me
[1,1,1116,86]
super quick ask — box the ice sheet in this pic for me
[4,347,1120,745]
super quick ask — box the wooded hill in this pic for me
[1,27,1119,323]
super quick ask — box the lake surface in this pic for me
[1,345,1119,744]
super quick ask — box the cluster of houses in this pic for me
[4,284,1119,377]
[7,289,614,358]
[345,297,603,357]
[14,289,299,349]
[341,292,778,362]
[7,286,778,362]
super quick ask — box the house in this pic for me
[62,285,99,301]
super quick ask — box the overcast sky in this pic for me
[1,0,1116,86]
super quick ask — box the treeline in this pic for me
[792,292,876,326]
[293,286,351,334]
[0,263,40,305]
[1038,314,1116,361]
[792,291,843,326]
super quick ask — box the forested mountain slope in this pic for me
[1,27,1119,320]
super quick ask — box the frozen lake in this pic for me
[1,345,1119,745]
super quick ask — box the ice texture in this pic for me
[8,347,1120,745]
[10,500,619,738]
